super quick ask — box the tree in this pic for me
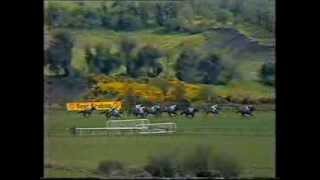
[119,37,138,75]
[84,44,123,75]
[116,14,143,31]
[155,2,178,26]
[45,30,73,77]
[260,61,275,86]
[175,2,194,31]
[119,36,137,58]
[175,49,224,84]
[214,9,233,24]
[127,45,163,78]
[175,48,202,83]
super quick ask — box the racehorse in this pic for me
[180,107,199,118]
[145,104,162,116]
[79,106,96,118]
[161,104,179,117]
[101,108,122,120]
[133,104,148,118]
[237,105,255,117]
[206,104,221,116]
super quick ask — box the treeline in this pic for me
[84,37,163,78]
[45,30,274,86]
[45,0,275,33]
[84,37,239,85]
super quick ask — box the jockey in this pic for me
[244,105,250,111]
[169,105,177,111]
[110,108,119,116]
[111,108,119,113]
[187,107,194,112]
[137,106,145,114]
[135,104,143,109]
[151,105,159,112]
[211,104,218,112]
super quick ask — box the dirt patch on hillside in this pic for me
[204,27,275,61]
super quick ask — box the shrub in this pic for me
[126,167,153,178]
[260,61,275,86]
[180,145,242,178]
[144,152,178,177]
[97,160,125,176]
[180,144,214,177]
[259,96,275,104]
[212,153,242,178]
[198,86,217,102]
[149,78,171,96]
[169,81,187,102]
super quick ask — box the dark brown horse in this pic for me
[79,106,96,118]
[237,105,255,117]
[180,107,199,118]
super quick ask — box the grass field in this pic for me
[44,108,275,178]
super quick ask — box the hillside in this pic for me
[44,0,275,104]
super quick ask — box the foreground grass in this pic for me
[45,109,275,178]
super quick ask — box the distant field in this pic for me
[44,108,275,178]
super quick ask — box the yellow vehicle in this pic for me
[66,100,122,112]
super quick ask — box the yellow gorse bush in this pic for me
[95,76,204,102]
[92,76,274,103]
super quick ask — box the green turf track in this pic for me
[44,109,275,178]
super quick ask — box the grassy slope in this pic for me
[57,28,274,98]
[234,22,275,46]
[47,0,275,99]
[45,109,275,178]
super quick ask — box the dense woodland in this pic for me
[45,0,274,33]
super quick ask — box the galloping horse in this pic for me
[206,104,220,116]
[133,104,148,118]
[180,107,199,118]
[145,104,162,116]
[79,106,96,118]
[237,105,255,117]
[101,108,122,120]
[161,105,179,117]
